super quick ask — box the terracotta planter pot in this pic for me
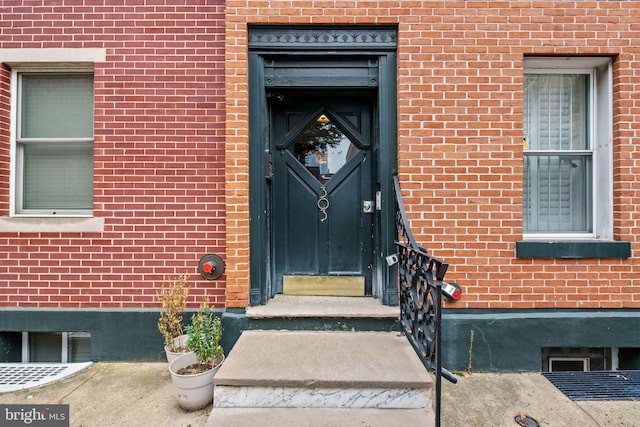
[169,351,225,411]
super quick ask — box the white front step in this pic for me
[212,330,432,410]
[214,385,429,409]
[206,408,435,427]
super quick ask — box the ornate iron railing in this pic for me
[393,173,458,427]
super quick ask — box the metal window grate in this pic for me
[543,370,640,401]
[0,365,66,385]
[0,363,92,394]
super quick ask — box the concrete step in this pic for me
[242,295,400,333]
[205,408,435,427]
[212,330,432,409]
[246,295,399,319]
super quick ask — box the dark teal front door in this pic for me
[271,92,374,294]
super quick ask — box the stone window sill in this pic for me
[0,217,104,233]
[515,240,631,259]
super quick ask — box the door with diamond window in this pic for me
[271,93,374,295]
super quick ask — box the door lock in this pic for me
[363,200,374,213]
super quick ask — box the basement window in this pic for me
[549,357,590,372]
[0,332,91,363]
[617,348,640,370]
[542,347,611,372]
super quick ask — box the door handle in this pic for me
[264,150,273,180]
[363,200,374,213]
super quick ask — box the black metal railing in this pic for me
[392,173,458,427]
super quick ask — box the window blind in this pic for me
[20,74,93,139]
[23,143,93,210]
[524,74,592,233]
[17,73,94,212]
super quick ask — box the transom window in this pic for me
[15,72,94,215]
[523,57,612,239]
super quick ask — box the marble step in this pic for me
[212,330,432,409]
[205,408,435,427]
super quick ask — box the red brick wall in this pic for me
[0,1,226,308]
[226,1,640,309]
[1,1,638,311]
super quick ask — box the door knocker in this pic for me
[317,186,329,223]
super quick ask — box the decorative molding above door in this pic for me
[248,26,397,50]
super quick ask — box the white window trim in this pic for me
[523,57,613,241]
[12,69,95,216]
[0,48,105,232]
[20,331,92,363]
[549,357,590,372]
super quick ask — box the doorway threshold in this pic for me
[247,295,398,319]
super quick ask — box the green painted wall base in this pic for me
[0,308,398,362]
[3,308,637,372]
[0,308,217,362]
[441,309,640,372]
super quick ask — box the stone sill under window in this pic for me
[0,217,104,233]
[516,240,632,259]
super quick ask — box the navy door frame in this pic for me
[248,26,398,306]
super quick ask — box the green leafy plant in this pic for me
[157,274,190,352]
[185,302,223,370]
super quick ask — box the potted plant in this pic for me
[157,274,191,363]
[169,302,224,411]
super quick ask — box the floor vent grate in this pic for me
[543,370,640,401]
[0,362,92,394]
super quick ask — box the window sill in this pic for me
[516,240,631,259]
[0,216,104,233]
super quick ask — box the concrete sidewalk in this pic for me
[0,363,638,426]
[441,371,637,426]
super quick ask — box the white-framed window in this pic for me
[523,57,612,239]
[548,357,590,372]
[13,70,94,216]
[20,331,92,363]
